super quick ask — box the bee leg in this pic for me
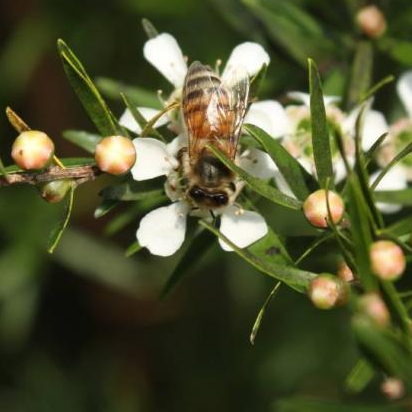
[233,203,245,216]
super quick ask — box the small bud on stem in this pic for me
[370,240,406,281]
[95,136,136,175]
[39,179,74,203]
[356,5,387,39]
[303,189,345,229]
[308,274,348,310]
[11,131,55,170]
[358,293,390,327]
[381,377,404,400]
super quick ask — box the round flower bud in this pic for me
[370,240,406,281]
[308,274,348,310]
[303,189,345,228]
[358,293,390,327]
[94,135,136,175]
[381,377,404,400]
[39,179,74,203]
[337,260,354,282]
[11,130,54,170]
[356,5,387,39]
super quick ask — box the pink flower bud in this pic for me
[337,260,354,282]
[358,293,390,327]
[11,130,54,170]
[356,5,387,39]
[381,377,404,400]
[303,189,345,228]
[95,135,136,175]
[39,179,74,203]
[370,240,406,281]
[308,274,348,310]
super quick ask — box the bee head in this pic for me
[188,185,229,209]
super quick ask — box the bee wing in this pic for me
[182,61,249,162]
[221,64,250,158]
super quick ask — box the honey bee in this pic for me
[179,61,250,209]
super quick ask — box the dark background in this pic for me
[1,0,411,410]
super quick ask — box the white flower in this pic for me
[132,136,270,257]
[121,32,270,135]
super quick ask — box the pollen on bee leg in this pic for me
[234,204,245,216]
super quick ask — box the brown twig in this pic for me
[0,165,101,187]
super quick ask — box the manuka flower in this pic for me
[120,31,270,136]
[131,135,270,256]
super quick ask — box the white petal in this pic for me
[143,33,187,88]
[166,133,188,157]
[287,91,340,107]
[222,42,270,79]
[397,71,412,119]
[239,147,278,179]
[362,110,388,151]
[131,138,177,181]
[119,107,169,134]
[244,100,291,138]
[137,202,188,256]
[219,206,268,252]
[370,166,408,214]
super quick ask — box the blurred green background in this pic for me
[1,0,412,411]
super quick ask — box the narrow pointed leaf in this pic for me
[48,185,75,253]
[63,130,102,154]
[345,358,374,394]
[100,180,165,202]
[125,241,143,258]
[94,199,119,219]
[206,145,302,210]
[58,39,124,137]
[374,189,412,205]
[364,133,388,165]
[200,220,316,292]
[244,123,315,199]
[96,77,161,108]
[308,59,333,188]
[249,64,267,100]
[141,18,159,39]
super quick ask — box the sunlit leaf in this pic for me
[63,130,102,154]
[244,123,314,199]
[125,241,142,258]
[345,358,374,394]
[94,199,119,219]
[200,220,316,293]
[206,145,302,210]
[309,59,333,188]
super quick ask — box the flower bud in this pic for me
[370,240,406,281]
[358,293,390,327]
[39,179,74,203]
[308,274,348,310]
[94,135,136,175]
[337,260,354,282]
[381,377,404,400]
[303,189,345,228]
[356,5,387,39]
[11,130,54,170]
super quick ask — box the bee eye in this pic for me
[189,186,204,200]
[214,193,228,206]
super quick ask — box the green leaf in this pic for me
[371,141,412,191]
[244,123,314,200]
[57,39,124,137]
[347,175,377,291]
[206,145,302,210]
[378,37,412,67]
[94,199,119,219]
[309,59,333,188]
[121,93,165,141]
[200,220,316,293]
[243,0,335,66]
[347,41,373,109]
[374,189,412,206]
[63,130,102,154]
[0,154,8,179]
[100,180,165,202]
[364,133,388,165]
[141,18,159,39]
[250,281,281,345]
[345,358,374,394]
[125,241,142,258]
[96,77,161,108]
[47,185,75,254]
[359,76,394,104]
[384,215,412,237]
[249,64,267,100]
[161,229,215,298]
